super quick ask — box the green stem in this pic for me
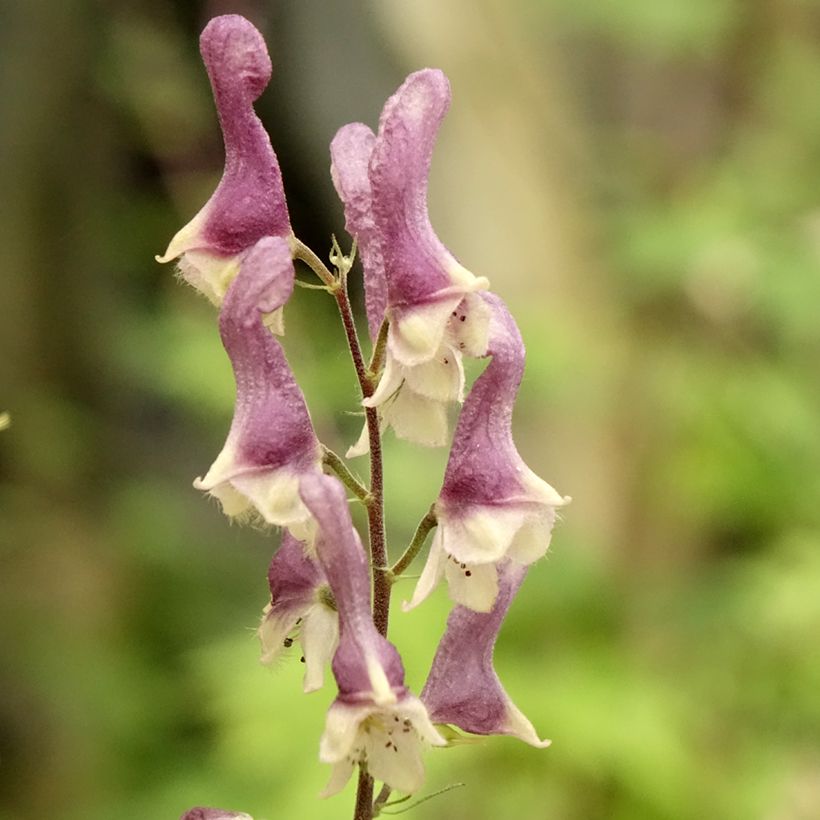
[390,506,437,579]
[322,446,371,505]
[368,318,389,379]
[293,238,338,289]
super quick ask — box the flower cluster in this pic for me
[161,15,568,820]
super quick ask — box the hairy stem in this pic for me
[322,446,371,504]
[354,768,374,820]
[316,243,389,820]
[391,506,437,578]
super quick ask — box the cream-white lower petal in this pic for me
[390,297,464,367]
[232,469,311,529]
[440,507,526,565]
[403,345,463,402]
[300,603,339,693]
[320,758,355,798]
[444,559,498,613]
[503,701,552,748]
[364,723,426,795]
[363,352,404,408]
[257,605,298,666]
[383,388,448,447]
[320,702,374,763]
[403,533,445,612]
[505,516,553,565]
[346,421,371,459]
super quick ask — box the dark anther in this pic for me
[299,655,305,663]
[465,570,472,577]
[385,741,392,748]
[460,563,466,569]
[460,315,466,322]
[283,637,293,648]
[295,618,302,625]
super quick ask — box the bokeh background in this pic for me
[2,0,820,818]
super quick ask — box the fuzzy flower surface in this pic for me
[406,293,570,613]
[180,809,253,820]
[157,15,292,306]
[298,473,445,796]
[422,561,550,746]
[258,532,338,693]
[194,237,321,539]
[332,69,491,455]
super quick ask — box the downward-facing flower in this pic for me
[258,532,338,693]
[194,237,321,539]
[332,70,491,455]
[422,561,550,747]
[157,15,292,306]
[406,293,570,613]
[180,809,252,820]
[299,474,445,796]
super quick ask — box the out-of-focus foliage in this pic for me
[1,1,819,819]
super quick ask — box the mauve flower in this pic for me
[332,70,491,455]
[180,809,252,820]
[157,15,292,306]
[299,473,445,796]
[258,532,338,693]
[406,293,570,613]
[194,237,321,539]
[422,561,550,747]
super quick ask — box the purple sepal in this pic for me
[258,532,338,693]
[330,123,386,341]
[157,15,292,305]
[180,809,253,820]
[298,473,403,702]
[298,473,445,796]
[194,237,321,536]
[405,294,569,612]
[421,562,550,747]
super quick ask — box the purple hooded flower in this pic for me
[331,70,491,455]
[194,237,321,539]
[157,15,292,306]
[405,293,570,613]
[180,810,252,820]
[299,473,445,796]
[258,532,338,693]
[422,561,550,747]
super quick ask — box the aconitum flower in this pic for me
[194,237,321,539]
[180,809,252,820]
[258,532,338,693]
[157,15,292,306]
[422,561,550,747]
[332,70,491,455]
[299,474,445,796]
[406,293,570,612]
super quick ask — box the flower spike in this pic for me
[422,561,550,747]
[299,473,445,796]
[258,532,338,693]
[334,69,491,455]
[157,15,292,305]
[406,293,570,612]
[194,237,321,539]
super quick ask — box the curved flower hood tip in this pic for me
[330,122,386,343]
[180,809,253,820]
[298,473,445,796]
[422,561,550,747]
[405,293,570,613]
[194,237,321,539]
[156,15,292,306]
[336,69,491,456]
[258,532,338,693]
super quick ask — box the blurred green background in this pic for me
[2,0,820,818]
